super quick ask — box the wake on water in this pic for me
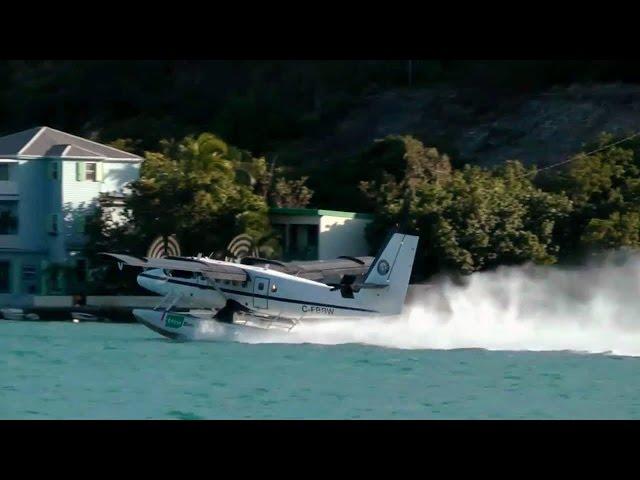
[196,251,640,356]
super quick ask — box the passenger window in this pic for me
[241,281,247,288]
[271,284,278,293]
[258,282,264,291]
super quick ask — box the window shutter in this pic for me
[96,162,104,182]
[76,162,85,181]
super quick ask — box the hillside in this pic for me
[4,61,640,174]
[277,82,640,173]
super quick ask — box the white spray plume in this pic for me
[198,250,640,356]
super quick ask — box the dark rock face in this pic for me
[280,83,640,169]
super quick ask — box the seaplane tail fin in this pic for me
[363,232,419,315]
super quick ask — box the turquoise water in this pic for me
[2,320,640,419]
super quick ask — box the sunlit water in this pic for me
[1,320,639,419]
[3,252,640,419]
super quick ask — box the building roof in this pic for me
[269,207,374,220]
[0,126,143,161]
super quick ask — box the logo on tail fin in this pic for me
[377,260,390,275]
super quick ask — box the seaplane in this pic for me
[101,231,418,341]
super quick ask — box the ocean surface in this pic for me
[4,255,640,420]
[2,319,640,420]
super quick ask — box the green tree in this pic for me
[85,133,276,272]
[126,133,271,256]
[317,134,454,213]
[270,176,314,208]
[549,133,640,255]
[359,135,452,220]
[423,161,572,275]
[363,150,572,277]
[581,211,640,249]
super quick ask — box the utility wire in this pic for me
[529,131,640,177]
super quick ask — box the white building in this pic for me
[269,208,374,261]
[0,126,142,303]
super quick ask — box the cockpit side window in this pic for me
[170,269,192,279]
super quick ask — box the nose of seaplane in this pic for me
[137,268,166,294]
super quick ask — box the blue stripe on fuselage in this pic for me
[138,273,377,313]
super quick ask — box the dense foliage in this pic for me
[83,128,640,288]
[547,134,640,255]
[360,136,572,277]
[359,133,640,280]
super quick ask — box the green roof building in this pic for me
[269,208,374,261]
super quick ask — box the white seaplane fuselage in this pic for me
[125,233,418,341]
[138,260,380,319]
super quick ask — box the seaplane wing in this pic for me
[99,253,148,267]
[294,258,375,282]
[99,253,247,282]
[240,256,374,283]
[146,257,247,282]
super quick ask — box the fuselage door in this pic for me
[253,276,270,309]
